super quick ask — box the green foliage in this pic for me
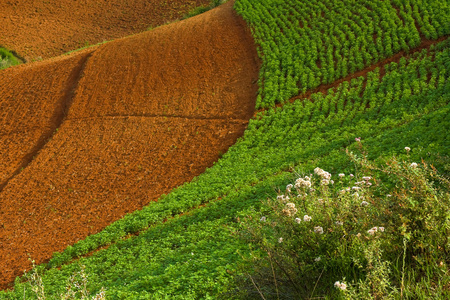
[1,1,449,298]
[0,47,21,70]
[234,0,450,108]
[38,42,448,274]
[182,0,227,19]
[2,38,448,299]
[234,151,450,299]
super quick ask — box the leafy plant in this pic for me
[234,146,450,299]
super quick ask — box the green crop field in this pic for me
[1,0,448,299]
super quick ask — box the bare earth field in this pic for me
[0,0,210,61]
[0,1,259,289]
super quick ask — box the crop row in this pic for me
[1,39,448,299]
[234,0,450,107]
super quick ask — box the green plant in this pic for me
[0,47,21,69]
[182,0,226,19]
[235,146,450,299]
[23,261,106,300]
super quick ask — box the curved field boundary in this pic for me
[4,37,448,298]
[28,36,449,280]
[0,0,211,61]
[0,0,259,290]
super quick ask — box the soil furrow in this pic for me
[0,1,259,290]
[0,52,93,193]
[66,114,250,122]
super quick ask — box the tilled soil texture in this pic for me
[0,0,210,61]
[0,1,259,289]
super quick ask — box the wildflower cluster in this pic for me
[237,147,449,299]
[334,281,347,290]
[367,226,385,235]
[314,167,332,185]
[282,202,297,217]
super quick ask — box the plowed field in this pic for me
[0,1,259,289]
[0,0,210,61]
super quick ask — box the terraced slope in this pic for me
[0,1,259,289]
[3,38,447,300]
[0,0,210,60]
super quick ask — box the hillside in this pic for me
[0,0,210,61]
[0,0,448,298]
[0,1,258,290]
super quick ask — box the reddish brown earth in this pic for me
[0,0,210,61]
[0,1,259,289]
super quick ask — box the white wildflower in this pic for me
[410,162,418,168]
[352,186,361,190]
[378,227,385,232]
[286,184,293,192]
[314,168,331,179]
[362,176,372,181]
[282,203,298,217]
[405,147,411,152]
[330,180,334,185]
[350,174,354,177]
[367,227,378,235]
[260,216,266,222]
[314,257,321,262]
[334,281,347,290]
[314,226,324,234]
[278,237,283,243]
[295,177,312,189]
[361,201,369,206]
[321,179,330,185]
[387,194,392,197]
[303,215,312,222]
[338,173,345,178]
[277,195,290,203]
[295,218,301,224]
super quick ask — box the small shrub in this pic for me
[234,144,450,299]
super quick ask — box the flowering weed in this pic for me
[235,147,450,299]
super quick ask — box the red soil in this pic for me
[0,1,259,289]
[0,0,210,61]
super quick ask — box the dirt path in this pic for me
[0,0,210,61]
[0,1,259,289]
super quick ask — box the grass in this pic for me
[182,0,227,19]
[0,0,448,298]
[0,47,21,70]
